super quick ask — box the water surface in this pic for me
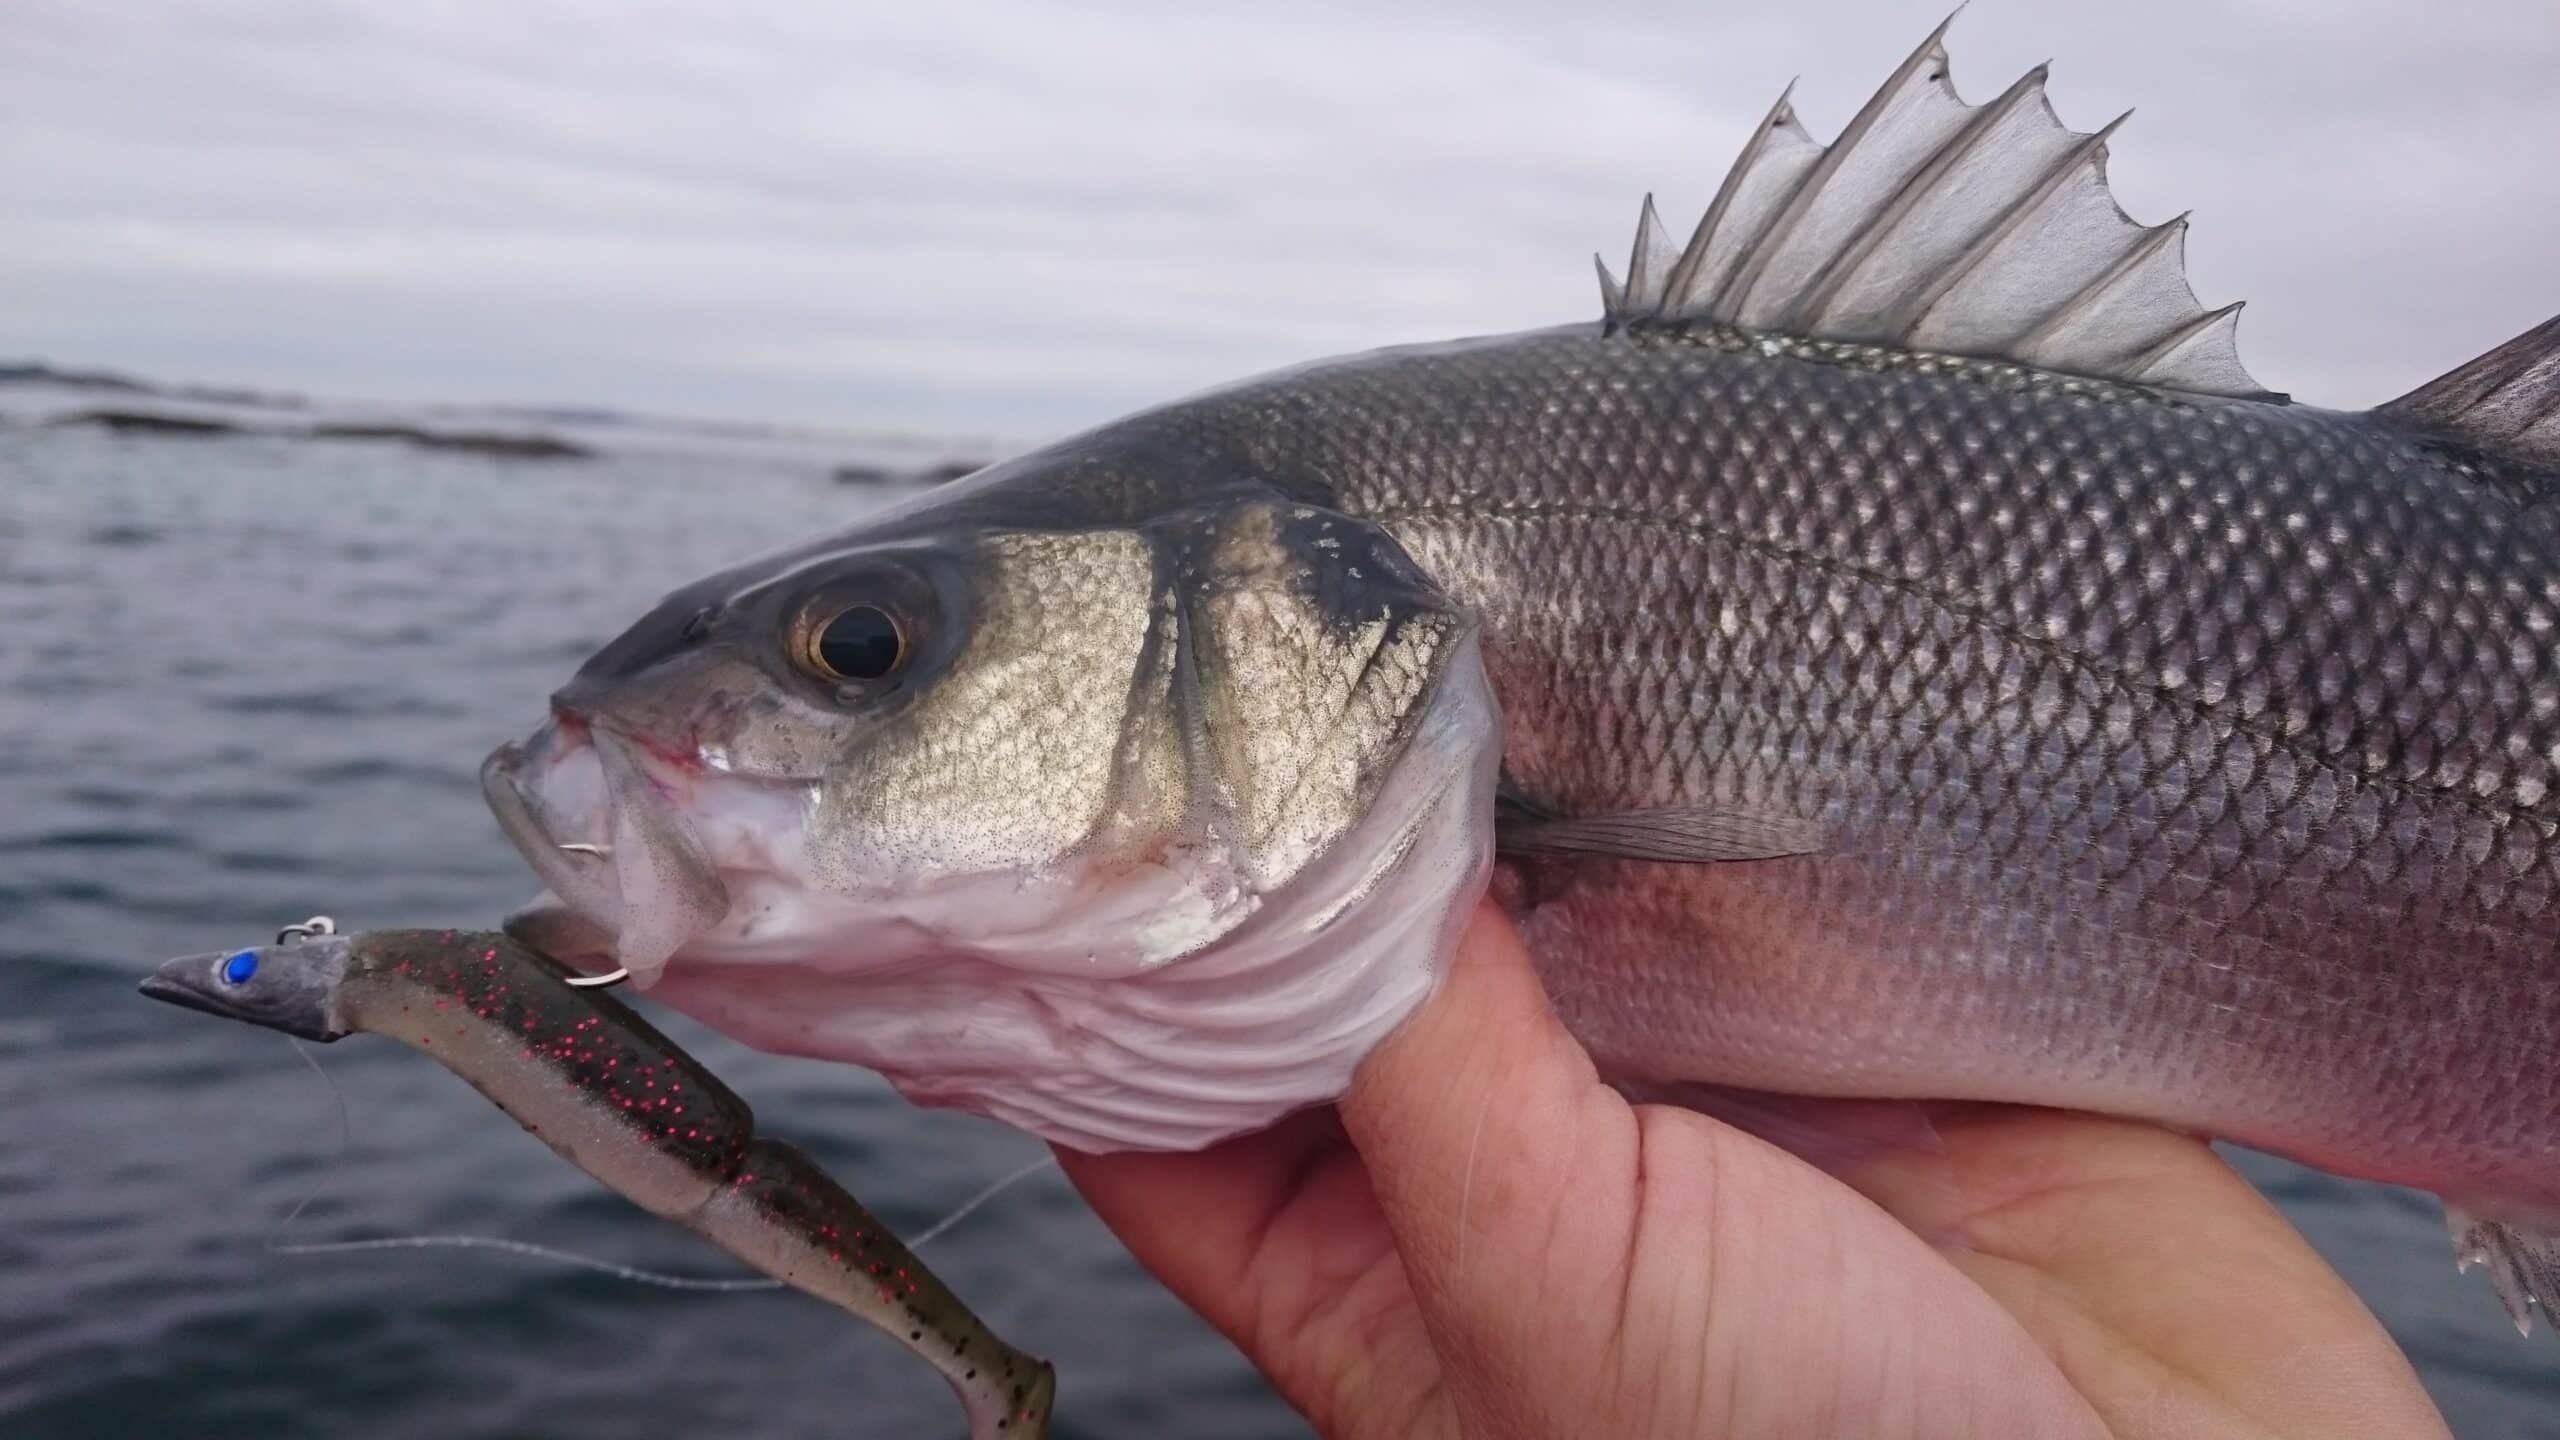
[1,418,2550,1438]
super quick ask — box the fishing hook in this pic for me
[550,843,629,989]
[275,909,623,988]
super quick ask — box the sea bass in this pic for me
[482,23,2560,1334]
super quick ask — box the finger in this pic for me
[1053,1105,1354,1343]
[1342,900,2111,1440]
[1057,1109,1448,1436]
[1865,1107,2454,1440]
[1337,901,1634,1333]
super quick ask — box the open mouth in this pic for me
[481,719,731,985]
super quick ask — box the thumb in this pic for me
[1338,902,1651,1429]
[1341,901,1631,1279]
[1339,900,2110,1440]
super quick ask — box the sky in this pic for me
[3,0,2556,439]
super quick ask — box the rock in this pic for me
[54,409,242,436]
[305,424,593,460]
[2,362,152,393]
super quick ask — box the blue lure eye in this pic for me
[221,950,259,985]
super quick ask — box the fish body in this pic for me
[141,931,1056,1439]
[483,24,2560,1333]
[1139,321,2560,1207]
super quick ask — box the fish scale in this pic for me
[493,22,2560,1340]
[1118,325,2560,1171]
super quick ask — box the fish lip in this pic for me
[481,720,704,844]
[481,737,570,859]
[550,697,707,778]
[481,721,733,980]
[482,735,616,909]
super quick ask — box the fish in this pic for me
[139,929,1057,1439]
[480,20,2560,1339]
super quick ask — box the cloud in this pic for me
[1,0,2553,434]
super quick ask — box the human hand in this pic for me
[1060,901,2453,1439]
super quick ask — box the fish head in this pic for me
[139,936,355,1042]
[485,462,1502,1149]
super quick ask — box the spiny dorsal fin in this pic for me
[2379,314,2560,468]
[1598,17,2276,401]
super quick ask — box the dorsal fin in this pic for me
[2379,315,2560,468]
[1596,18,2276,401]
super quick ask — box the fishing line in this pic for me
[271,1035,350,1232]
[905,1154,1057,1249]
[267,1037,1057,1290]
[271,1233,787,1291]
[1454,1082,1494,1281]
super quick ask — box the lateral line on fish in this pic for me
[1370,497,2560,834]
[1625,318,2186,407]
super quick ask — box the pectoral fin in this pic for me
[2447,1201,2560,1338]
[1495,797,1823,864]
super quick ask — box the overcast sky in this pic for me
[3,0,2555,438]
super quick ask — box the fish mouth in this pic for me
[482,718,732,986]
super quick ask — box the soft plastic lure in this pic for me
[142,926,1055,1438]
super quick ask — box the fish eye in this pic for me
[802,604,907,682]
[221,950,259,985]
